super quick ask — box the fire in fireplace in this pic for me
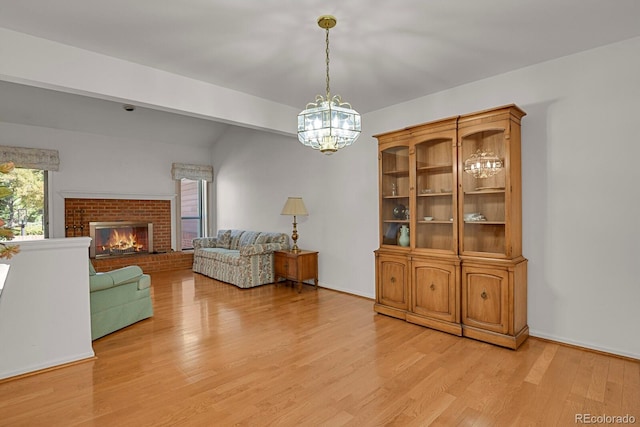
[89,221,154,258]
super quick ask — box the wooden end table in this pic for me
[274,249,318,293]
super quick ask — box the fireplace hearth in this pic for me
[89,221,153,259]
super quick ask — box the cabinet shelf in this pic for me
[383,170,410,177]
[465,189,505,195]
[464,221,505,225]
[417,164,452,172]
[418,192,452,197]
[418,220,454,224]
[383,195,410,199]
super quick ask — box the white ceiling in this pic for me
[1,0,640,143]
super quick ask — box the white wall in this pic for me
[0,121,214,248]
[0,238,94,380]
[213,36,640,359]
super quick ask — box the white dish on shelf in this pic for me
[423,216,433,221]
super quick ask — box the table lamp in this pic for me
[280,197,308,253]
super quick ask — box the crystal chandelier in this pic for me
[463,149,503,179]
[297,15,361,154]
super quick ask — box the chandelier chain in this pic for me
[325,27,331,99]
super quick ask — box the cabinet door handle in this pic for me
[481,290,488,299]
[390,276,396,283]
[430,283,436,290]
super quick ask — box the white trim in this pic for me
[529,329,639,360]
[11,237,91,252]
[59,190,176,200]
[316,281,375,299]
[0,352,96,381]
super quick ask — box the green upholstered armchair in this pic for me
[89,261,153,340]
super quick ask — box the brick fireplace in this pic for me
[65,198,171,250]
[65,198,193,273]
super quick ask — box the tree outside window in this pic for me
[0,166,45,242]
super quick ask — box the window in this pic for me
[179,179,207,250]
[0,167,48,240]
[0,146,58,241]
[171,162,212,251]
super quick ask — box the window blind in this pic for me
[171,163,213,182]
[0,145,60,171]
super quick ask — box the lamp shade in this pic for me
[280,197,308,216]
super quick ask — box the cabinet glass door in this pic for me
[380,145,410,247]
[459,130,507,255]
[414,138,456,252]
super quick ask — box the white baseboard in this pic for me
[529,329,639,360]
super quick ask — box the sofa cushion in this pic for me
[89,260,97,276]
[216,229,232,249]
[228,229,245,250]
[198,247,233,256]
[90,273,115,292]
[198,248,242,266]
[193,237,218,249]
[239,231,261,247]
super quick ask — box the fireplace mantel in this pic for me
[59,191,175,201]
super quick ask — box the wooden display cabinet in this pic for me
[374,105,528,349]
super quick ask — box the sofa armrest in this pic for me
[239,242,288,256]
[193,237,218,249]
[109,266,144,285]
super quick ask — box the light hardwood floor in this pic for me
[0,269,638,426]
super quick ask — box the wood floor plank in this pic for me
[0,269,638,426]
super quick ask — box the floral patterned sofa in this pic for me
[192,229,290,288]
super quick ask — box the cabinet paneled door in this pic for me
[374,253,409,319]
[374,105,528,349]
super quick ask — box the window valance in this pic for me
[0,145,60,171]
[171,163,213,182]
